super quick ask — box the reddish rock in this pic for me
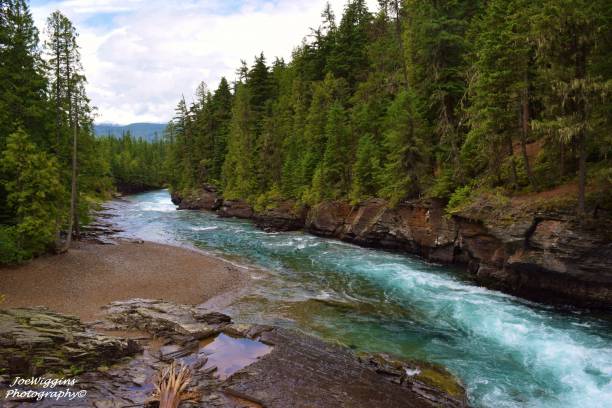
[305,200,353,237]
[218,199,254,219]
[304,198,612,309]
[254,201,308,231]
[174,184,222,211]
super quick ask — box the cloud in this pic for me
[30,0,379,124]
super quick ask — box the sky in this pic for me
[29,0,379,125]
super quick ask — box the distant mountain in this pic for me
[94,122,167,142]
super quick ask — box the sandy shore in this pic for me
[0,240,247,321]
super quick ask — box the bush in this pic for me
[446,185,473,213]
[0,226,29,265]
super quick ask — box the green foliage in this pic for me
[446,185,473,213]
[0,129,63,262]
[350,134,381,203]
[378,90,429,205]
[97,132,169,192]
[162,0,611,215]
[0,226,28,264]
[0,3,164,263]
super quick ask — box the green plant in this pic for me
[446,185,474,213]
[0,226,29,265]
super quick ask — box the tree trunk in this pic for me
[392,0,409,89]
[73,111,80,239]
[62,122,77,252]
[577,133,586,214]
[520,85,535,188]
[575,39,588,215]
[559,143,565,178]
[506,135,517,188]
[54,27,63,249]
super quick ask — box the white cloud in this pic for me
[31,0,379,124]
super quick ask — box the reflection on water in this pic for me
[108,190,612,408]
[199,333,272,379]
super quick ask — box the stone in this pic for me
[304,197,612,309]
[218,200,254,219]
[253,200,308,232]
[0,308,141,378]
[176,185,223,211]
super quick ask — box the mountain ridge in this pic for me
[94,122,167,142]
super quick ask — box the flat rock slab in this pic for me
[224,327,466,408]
[0,307,140,379]
[1,299,467,407]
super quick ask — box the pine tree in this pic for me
[309,101,352,202]
[1,129,63,263]
[379,90,429,205]
[210,77,233,181]
[326,0,371,88]
[350,134,381,202]
[45,10,88,250]
[221,85,258,200]
[532,0,612,212]
[0,0,50,149]
[466,0,539,187]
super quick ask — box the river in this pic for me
[107,189,612,408]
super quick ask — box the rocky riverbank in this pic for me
[171,187,612,309]
[0,299,468,407]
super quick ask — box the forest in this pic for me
[1,0,611,264]
[168,0,612,214]
[0,0,169,263]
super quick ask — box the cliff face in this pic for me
[306,199,612,308]
[172,189,612,309]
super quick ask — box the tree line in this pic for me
[0,1,169,264]
[168,0,611,213]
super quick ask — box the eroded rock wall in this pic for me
[305,199,612,308]
[172,188,612,308]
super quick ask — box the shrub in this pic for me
[0,226,29,265]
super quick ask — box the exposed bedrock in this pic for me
[173,184,223,211]
[0,300,467,407]
[171,188,612,308]
[305,199,612,308]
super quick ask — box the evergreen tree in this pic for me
[210,77,233,181]
[0,0,50,150]
[0,129,63,263]
[45,10,88,250]
[466,0,539,187]
[350,134,381,202]
[309,101,352,202]
[222,85,258,200]
[379,90,429,205]
[532,0,612,212]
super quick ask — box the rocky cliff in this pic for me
[171,188,612,309]
[305,198,612,308]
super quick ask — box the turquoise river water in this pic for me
[108,190,612,408]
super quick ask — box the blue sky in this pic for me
[29,0,378,124]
